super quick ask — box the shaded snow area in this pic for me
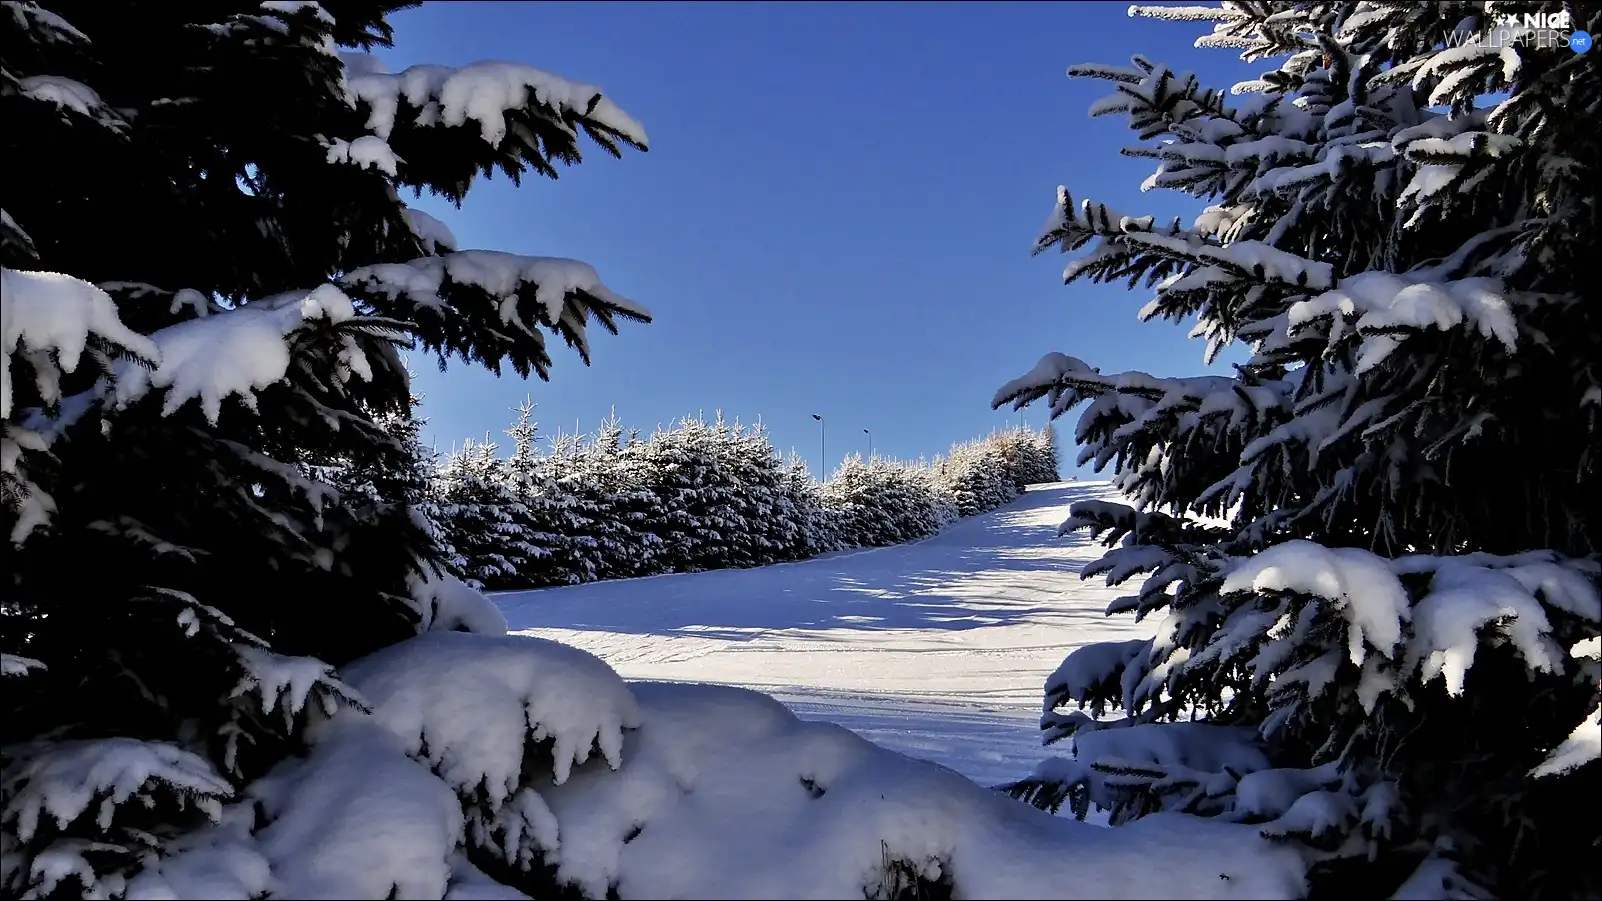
[498,483,1152,791]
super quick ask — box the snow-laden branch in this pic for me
[345,59,647,150]
[1289,273,1520,374]
[343,249,650,378]
[2,269,159,420]
[17,75,128,131]
[337,55,649,199]
[109,284,361,424]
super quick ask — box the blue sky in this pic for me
[378,1,1263,478]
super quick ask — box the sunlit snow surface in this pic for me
[497,481,1149,790]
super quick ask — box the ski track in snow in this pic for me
[495,481,1151,789]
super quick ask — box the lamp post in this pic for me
[811,413,825,480]
[863,428,872,460]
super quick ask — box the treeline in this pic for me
[427,403,1059,591]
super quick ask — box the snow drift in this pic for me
[73,602,1307,900]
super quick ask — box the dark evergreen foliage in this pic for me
[0,1,648,892]
[994,3,1599,898]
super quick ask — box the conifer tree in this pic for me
[936,438,1021,516]
[434,437,541,590]
[736,422,812,564]
[995,3,1599,897]
[578,416,658,580]
[783,454,840,556]
[0,2,649,892]
[496,398,597,587]
[628,416,727,572]
[994,425,1062,489]
[823,456,954,548]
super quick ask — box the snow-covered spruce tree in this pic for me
[995,424,1062,488]
[516,430,609,586]
[994,2,1599,898]
[935,437,1020,517]
[1,1,649,893]
[625,415,740,573]
[576,416,660,581]
[823,456,956,549]
[451,409,864,585]
[739,424,816,564]
[434,437,542,591]
[783,453,842,556]
[708,419,811,567]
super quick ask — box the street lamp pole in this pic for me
[811,413,825,480]
[863,428,871,460]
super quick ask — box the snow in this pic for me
[18,75,124,130]
[112,283,360,424]
[1072,723,1268,775]
[991,352,1102,416]
[1397,164,1461,208]
[1390,852,1493,900]
[250,719,465,899]
[0,654,45,677]
[1407,131,1520,160]
[1289,272,1519,372]
[530,680,1306,900]
[1044,639,1149,709]
[339,631,642,796]
[1530,707,1600,778]
[445,855,530,900]
[405,207,459,254]
[1085,225,1334,291]
[230,646,357,722]
[345,60,648,150]
[1222,540,1410,665]
[1017,721,1276,822]
[25,484,1560,897]
[1231,764,1341,821]
[497,483,1154,789]
[1504,561,1602,622]
[324,135,401,175]
[1126,5,1229,22]
[410,569,510,635]
[122,807,272,900]
[3,1,89,43]
[1407,563,1562,696]
[258,0,333,24]
[1221,542,1586,704]
[0,739,232,843]
[1244,142,1395,195]
[2,269,159,419]
[67,499,1311,899]
[110,575,1303,900]
[1259,790,1356,841]
[344,251,650,325]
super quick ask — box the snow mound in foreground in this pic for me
[79,629,1307,899]
[541,681,1307,900]
[340,631,642,799]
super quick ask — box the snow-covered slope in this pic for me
[498,481,1149,788]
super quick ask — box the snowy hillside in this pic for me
[498,481,1147,788]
